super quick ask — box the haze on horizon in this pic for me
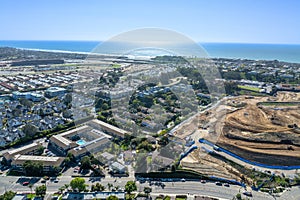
[1,0,300,44]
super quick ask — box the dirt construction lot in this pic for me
[179,92,299,181]
[179,92,300,167]
[207,92,300,166]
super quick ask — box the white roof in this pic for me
[6,142,39,155]
[14,155,62,162]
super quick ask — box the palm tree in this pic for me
[144,187,152,198]
[64,184,70,191]
[59,186,65,194]
[28,184,33,194]
[107,183,113,191]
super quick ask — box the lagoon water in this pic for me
[0,40,300,63]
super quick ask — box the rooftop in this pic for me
[5,142,41,159]
[46,87,66,92]
[12,154,65,166]
[88,119,128,137]
[62,192,125,200]
[50,125,91,148]
[14,154,62,162]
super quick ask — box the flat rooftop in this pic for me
[5,142,40,157]
[46,87,66,92]
[88,119,128,137]
[50,125,92,148]
[14,155,62,162]
[12,154,65,167]
[60,125,91,137]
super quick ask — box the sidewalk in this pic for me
[150,192,229,200]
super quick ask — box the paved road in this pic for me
[277,186,300,200]
[1,175,300,200]
[141,181,273,200]
[5,175,132,193]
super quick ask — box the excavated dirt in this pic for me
[213,92,300,166]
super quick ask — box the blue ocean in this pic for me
[0,40,300,63]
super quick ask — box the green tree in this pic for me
[70,177,86,192]
[64,157,71,166]
[0,191,16,200]
[144,187,152,197]
[28,184,33,194]
[35,185,46,197]
[107,183,113,191]
[23,160,43,176]
[80,156,91,170]
[106,195,119,200]
[96,183,105,191]
[102,103,109,110]
[67,152,75,162]
[12,108,21,117]
[125,181,137,194]
[64,184,70,191]
[63,93,72,105]
[91,183,105,192]
[37,146,45,155]
[58,186,65,194]
[159,136,169,145]
[235,193,242,200]
[19,98,33,108]
[22,124,38,137]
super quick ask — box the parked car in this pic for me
[243,192,253,197]
[215,182,222,186]
[139,179,145,183]
[224,183,230,187]
[22,181,30,186]
[200,180,206,183]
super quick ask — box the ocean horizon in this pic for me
[0,40,300,63]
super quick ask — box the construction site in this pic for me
[176,92,300,182]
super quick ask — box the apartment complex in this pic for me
[11,155,64,172]
[49,121,113,158]
[87,119,128,138]
[3,142,43,161]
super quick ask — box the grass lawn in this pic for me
[27,193,36,199]
[125,194,136,200]
[112,64,121,68]
[164,196,171,200]
[238,85,261,92]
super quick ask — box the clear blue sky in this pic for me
[1,0,300,44]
